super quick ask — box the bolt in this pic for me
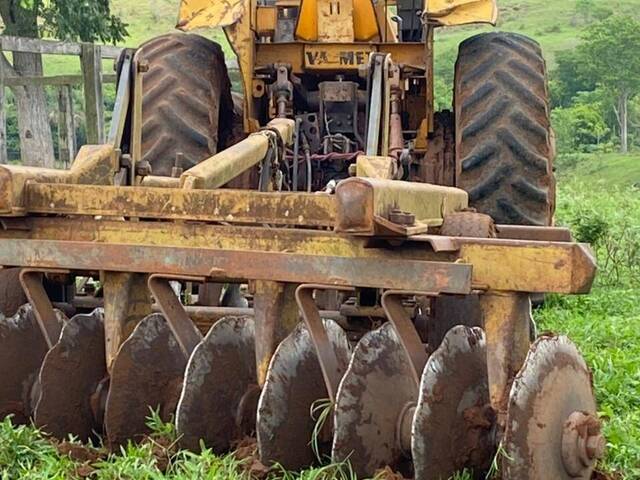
[137,60,150,73]
[586,433,606,460]
[389,209,416,226]
[562,412,605,477]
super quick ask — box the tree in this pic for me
[578,15,640,153]
[552,103,610,153]
[0,0,127,166]
[550,49,595,108]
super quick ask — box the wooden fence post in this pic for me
[57,85,76,167]
[81,43,104,144]
[0,39,7,164]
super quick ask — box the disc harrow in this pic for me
[0,135,603,479]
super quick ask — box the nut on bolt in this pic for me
[389,209,416,226]
[562,411,606,477]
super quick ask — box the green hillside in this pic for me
[42,0,640,75]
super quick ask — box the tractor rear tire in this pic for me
[136,33,237,176]
[454,32,555,226]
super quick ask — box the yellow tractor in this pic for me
[0,1,604,478]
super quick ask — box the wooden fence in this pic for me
[0,35,125,165]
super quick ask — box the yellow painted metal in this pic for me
[458,241,597,294]
[335,177,468,235]
[480,292,531,413]
[353,0,380,41]
[296,0,318,41]
[304,44,374,70]
[256,6,278,37]
[425,0,497,26]
[0,145,117,215]
[180,118,294,190]
[103,273,152,370]
[318,0,354,42]
[177,0,246,30]
[252,281,298,386]
[355,155,396,179]
[0,216,596,295]
[23,183,337,228]
[296,0,379,42]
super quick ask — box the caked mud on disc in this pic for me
[35,310,106,442]
[257,319,350,471]
[105,314,186,448]
[0,305,62,423]
[176,316,258,452]
[332,322,418,478]
[503,335,599,480]
[412,326,493,480]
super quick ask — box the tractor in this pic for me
[0,1,603,478]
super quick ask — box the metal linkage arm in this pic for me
[147,274,204,359]
[296,284,355,402]
[19,269,68,348]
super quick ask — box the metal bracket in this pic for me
[381,290,438,387]
[19,268,69,349]
[147,274,204,359]
[296,284,355,402]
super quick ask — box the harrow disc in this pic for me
[34,310,106,442]
[412,326,493,480]
[105,314,186,448]
[176,316,257,452]
[503,335,602,480]
[0,305,61,423]
[257,319,350,470]
[332,322,417,478]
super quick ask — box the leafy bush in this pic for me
[556,182,640,286]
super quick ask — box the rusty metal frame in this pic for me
[296,284,355,401]
[0,214,595,294]
[147,274,204,359]
[381,290,435,387]
[18,268,68,348]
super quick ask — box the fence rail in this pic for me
[0,35,125,165]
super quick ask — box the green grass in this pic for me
[557,152,640,188]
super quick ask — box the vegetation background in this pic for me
[0,0,639,479]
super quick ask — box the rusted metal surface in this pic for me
[503,335,601,480]
[25,183,336,228]
[412,326,493,480]
[440,211,496,238]
[177,0,246,30]
[0,212,597,294]
[253,281,298,387]
[148,275,203,359]
[0,145,117,214]
[562,412,606,478]
[425,0,497,26]
[0,305,55,423]
[480,292,532,417]
[296,285,355,401]
[105,314,186,448]
[34,310,106,442]
[496,225,573,242]
[19,269,67,349]
[176,316,257,452]
[332,323,416,478]
[180,118,294,190]
[0,268,27,316]
[257,319,350,470]
[335,177,468,235]
[381,291,432,387]
[0,239,472,295]
[103,273,152,371]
